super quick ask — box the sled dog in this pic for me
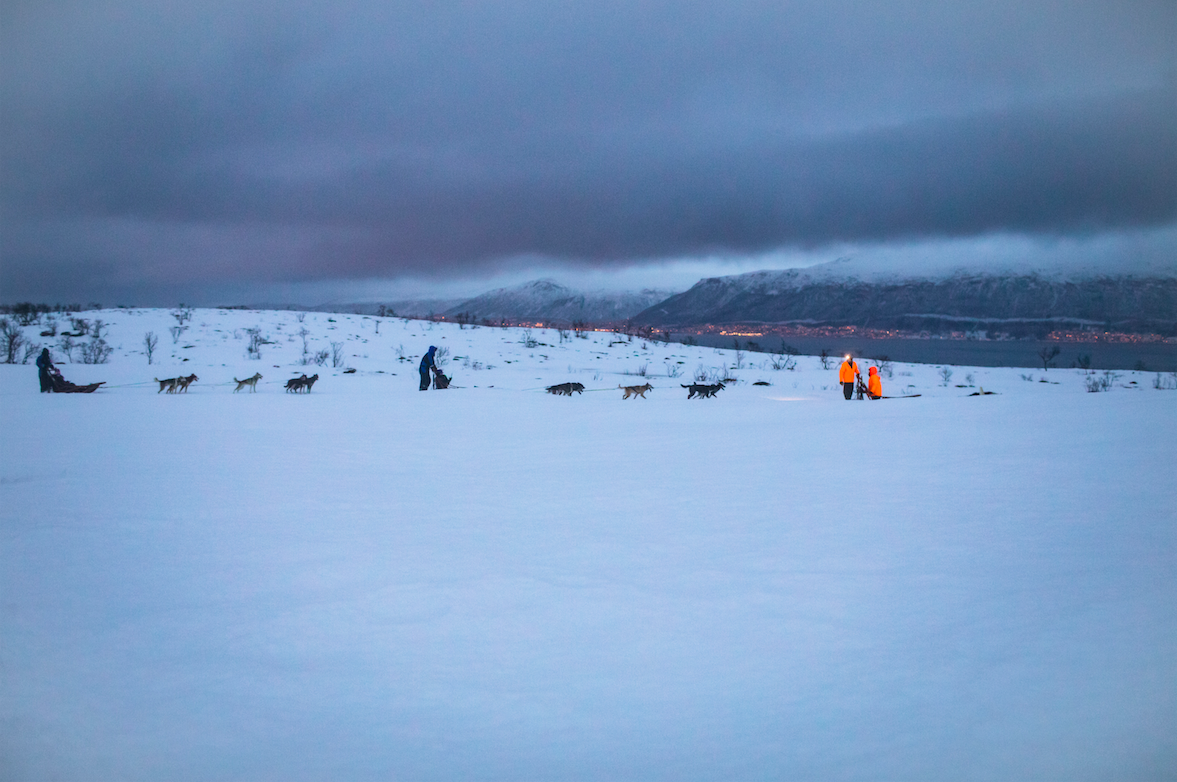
[175,373,198,393]
[545,382,585,396]
[620,382,653,399]
[430,367,450,389]
[302,374,319,393]
[285,374,308,393]
[682,382,724,399]
[234,373,262,392]
[154,377,178,394]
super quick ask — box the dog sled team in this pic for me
[34,341,897,402]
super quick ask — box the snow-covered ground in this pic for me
[2,308,1175,781]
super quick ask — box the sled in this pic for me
[854,377,919,399]
[48,370,104,393]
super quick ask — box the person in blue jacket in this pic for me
[419,346,437,390]
[36,348,55,392]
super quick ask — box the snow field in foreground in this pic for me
[1,308,1175,781]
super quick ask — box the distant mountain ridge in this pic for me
[631,268,1177,336]
[442,279,674,323]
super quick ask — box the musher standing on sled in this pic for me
[838,354,860,400]
[419,346,437,390]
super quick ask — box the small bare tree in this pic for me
[939,367,954,386]
[143,331,158,364]
[819,349,832,370]
[58,335,75,362]
[171,306,193,325]
[1037,345,1061,371]
[169,325,187,344]
[298,327,311,364]
[434,346,450,367]
[330,341,345,368]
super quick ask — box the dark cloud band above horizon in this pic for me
[3,0,1176,303]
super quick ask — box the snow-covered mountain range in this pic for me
[440,279,674,323]
[631,265,1177,334]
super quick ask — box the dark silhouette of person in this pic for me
[36,348,55,392]
[419,346,437,390]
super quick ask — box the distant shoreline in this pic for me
[675,332,1176,372]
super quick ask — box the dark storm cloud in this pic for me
[2,0,1175,301]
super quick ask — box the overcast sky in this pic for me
[2,0,1175,305]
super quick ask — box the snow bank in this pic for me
[1,309,1174,780]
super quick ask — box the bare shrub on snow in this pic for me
[0,318,26,363]
[769,342,798,371]
[246,327,264,360]
[1085,371,1119,393]
[78,336,112,364]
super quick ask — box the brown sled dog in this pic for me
[285,374,308,393]
[174,373,198,393]
[234,373,262,392]
[619,382,653,399]
[154,377,178,394]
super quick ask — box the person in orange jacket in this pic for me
[867,366,882,399]
[838,354,860,400]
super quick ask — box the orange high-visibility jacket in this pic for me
[868,373,882,397]
[839,360,860,383]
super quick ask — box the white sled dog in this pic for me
[233,373,262,393]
